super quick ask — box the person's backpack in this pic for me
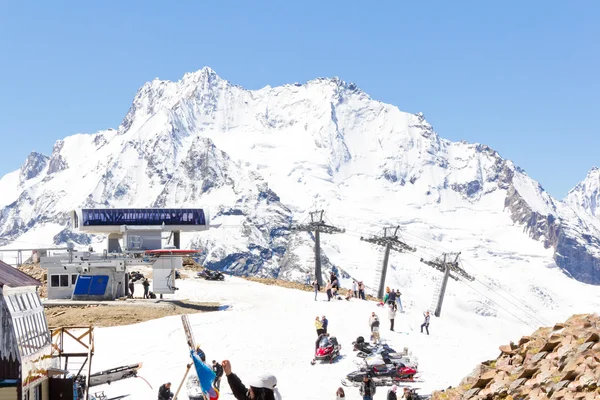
[372,317,380,328]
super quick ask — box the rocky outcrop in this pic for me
[504,177,600,285]
[432,313,600,400]
[19,151,48,181]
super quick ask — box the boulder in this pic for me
[584,332,599,343]
[472,370,496,389]
[519,336,532,346]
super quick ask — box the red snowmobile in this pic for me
[311,335,341,365]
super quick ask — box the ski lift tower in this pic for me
[360,226,416,299]
[290,210,345,287]
[420,252,474,317]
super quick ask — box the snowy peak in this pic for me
[566,167,600,218]
[3,67,600,285]
[19,151,49,182]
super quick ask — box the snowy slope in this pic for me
[566,166,600,218]
[2,67,600,285]
[85,272,600,400]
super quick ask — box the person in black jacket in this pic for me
[212,360,223,390]
[157,382,173,400]
[222,359,281,400]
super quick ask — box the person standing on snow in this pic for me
[395,289,404,313]
[142,278,150,299]
[128,279,135,299]
[321,316,329,334]
[388,303,397,331]
[312,280,320,301]
[325,281,333,301]
[157,382,173,400]
[388,288,397,305]
[421,311,430,335]
[221,359,282,400]
[369,312,380,343]
[358,282,366,300]
[212,360,224,390]
[315,316,325,336]
[359,376,376,400]
[387,385,398,400]
[352,280,358,298]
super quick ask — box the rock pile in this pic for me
[17,263,47,298]
[433,313,600,400]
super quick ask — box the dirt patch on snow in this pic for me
[242,276,380,301]
[44,300,221,328]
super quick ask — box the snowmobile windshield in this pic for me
[319,337,330,347]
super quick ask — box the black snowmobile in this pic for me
[352,336,396,356]
[198,269,225,281]
[341,362,420,387]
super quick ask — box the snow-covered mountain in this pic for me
[566,167,600,218]
[2,66,600,289]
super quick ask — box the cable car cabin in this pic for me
[0,260,55,400]
[70,208,208,232]
[69,208,210,253]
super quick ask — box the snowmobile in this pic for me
[354,351,418,370]
[198,270,225,281]
[341,362,419,387]
[311,335,341,364]
[352,336,395,354]
[186,374,206,400]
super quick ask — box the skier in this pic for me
[315,316,325,336]
[421,311,430,335]
[143,278,150,299]
[212,360,223,390]
[321,316,328,334]
[387,385,398,400]
[222,359,282,400]
[312,280,320,301]
[158,382,173,400]
[336,387,346,399]
[359,376,376,400]
[388,303,397,331]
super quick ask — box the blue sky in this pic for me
[0,1,598,198]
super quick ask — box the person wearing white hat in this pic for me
[221,360,282,400]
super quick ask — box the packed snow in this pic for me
[80,254,600,400]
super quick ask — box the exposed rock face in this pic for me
[19,152,49,182]
[432,313,600,400]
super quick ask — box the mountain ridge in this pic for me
[2,67,600,286]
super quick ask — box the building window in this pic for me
[51,274,70,287]
[71,274,78,285]
[33,383,41,400]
